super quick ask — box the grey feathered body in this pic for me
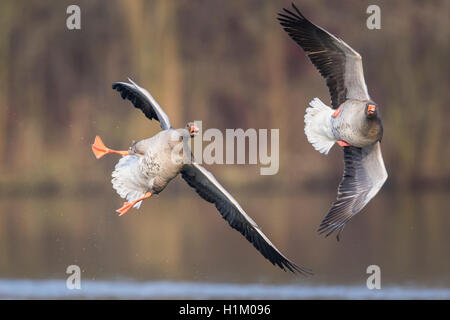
[331,100,383,147]
[106,77,310,274]
[133,129,189,193]
[112,128,190,207]
[279,3,388,240]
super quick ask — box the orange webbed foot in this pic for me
[116,192,152,217]
[116,202,134,216]
[91,136,128,159]
[92,136,108,159]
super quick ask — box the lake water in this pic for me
[0,187,449,299]
[1,280,450,299]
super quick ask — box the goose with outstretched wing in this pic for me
[278,4,388,240]
[91,78,311,274]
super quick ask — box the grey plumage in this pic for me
[278,3,369,109]
[317,142,387,240]
[112,78,172,130]
[181,163,308,274]
[279,4,388,239]
[109,78,311,274]
[331,100,383,147]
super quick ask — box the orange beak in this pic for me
[368,104,376,114]
[189,125,199,136]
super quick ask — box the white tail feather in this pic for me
[111,155,150,209]
[304,98,336,155]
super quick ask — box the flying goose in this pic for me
[278,4,388,240]
[91,78,311,274]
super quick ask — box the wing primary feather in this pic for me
[318,143,387,240]
[181,163,312,275]
[277,4,370,108]
[112,78,172,130]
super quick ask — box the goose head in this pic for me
[365,102,379,120]
[186,122,200,137]
[363,102,383,141]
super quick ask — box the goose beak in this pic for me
[368,104,376,115]
[189,125,199,136]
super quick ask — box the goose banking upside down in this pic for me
[91,78,311,274]
[278,4,388,240]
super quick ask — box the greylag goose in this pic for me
[278,4,388,240]
[92,78,311,274]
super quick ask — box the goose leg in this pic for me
[116,192,152,216]
[337,140,351,147]
[91,136,128,159]
[332,105,342,118]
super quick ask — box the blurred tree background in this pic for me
[0,0,449,285]
[0,0,449,195]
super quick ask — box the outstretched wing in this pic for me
[181,162,312,275]
[318,142,388,240]
[112,78,172,130]
[278,3,370,109]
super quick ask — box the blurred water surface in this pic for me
[0,188,448,299]
[2,280,450,299]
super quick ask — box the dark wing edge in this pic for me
[181,162,312,275]
[277,3,370,108]
[112,78,172,130]
[318,142,387,240]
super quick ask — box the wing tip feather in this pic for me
[278,3,306,21]
[182,164,312,276]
